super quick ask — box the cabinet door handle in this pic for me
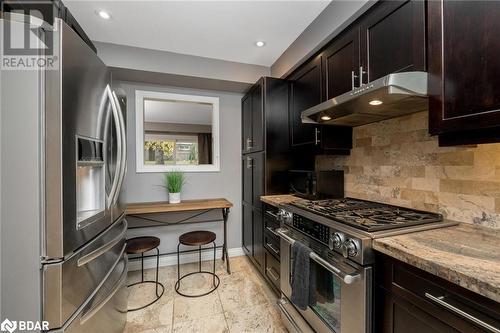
[266,242,280,256]
[314,128,320,145]
[246,138,253,150]
[359,66,367,87]
[351,70,359,90]
[425,293,500,333]
[246,157,253,169]
[266,267,280,281]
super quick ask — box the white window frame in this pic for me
[135,90,220,173]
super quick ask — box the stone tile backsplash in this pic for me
[316,111,500,229]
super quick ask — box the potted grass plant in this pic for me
[163,171,185,204]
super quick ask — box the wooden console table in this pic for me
[126,198,233,274]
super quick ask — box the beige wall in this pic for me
[317,111,500,229]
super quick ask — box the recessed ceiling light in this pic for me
[369,100,383,106]
[321,115,332,121]
[255,41,266,47]
[97,10,111,20]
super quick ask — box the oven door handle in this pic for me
[276,228,361,285]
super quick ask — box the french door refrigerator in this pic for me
[1,18,128,332]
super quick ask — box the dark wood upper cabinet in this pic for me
[286,0,426,154]
[428,1,500,142]
[251,152,265,208]
[359,0,426,83]
[323,28,361,99]
[242,155,252,205]
[241,80,264,154]
[241,94,252,153]
[242,151,265,208]
[251,83,264,152]
[264,78,290,156]
[288,56,353,153]
[289,55,324,147]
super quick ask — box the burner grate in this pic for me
[290,198,443,231]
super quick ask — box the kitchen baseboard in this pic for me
[128,247,245,271]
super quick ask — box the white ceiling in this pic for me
[144,99,212,125]
[64,1,331,66]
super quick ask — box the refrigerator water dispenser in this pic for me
[76,137,105,229]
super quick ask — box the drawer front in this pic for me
[264,205,280,227]
[264,216,280,234]
[264,229,280,259]
[265,250,281,290]
[58,254,128,333]
[44,218,127,329]
[378,255,500,333]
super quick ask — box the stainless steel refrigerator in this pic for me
[1,17,128,332]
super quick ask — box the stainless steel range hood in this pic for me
[301,71,428,127]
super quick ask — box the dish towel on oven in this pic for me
[290,241,314,310]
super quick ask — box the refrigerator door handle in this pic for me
[111,90,127,206]
[106,85,123,208]
[79,256,128,325]
[77,219,127,267]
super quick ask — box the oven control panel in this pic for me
[329,229,362,260]
[292,214,330,245]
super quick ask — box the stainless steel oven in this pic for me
[273,198,454,333]
[276,226,372,333]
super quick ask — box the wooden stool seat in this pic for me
[126,236,160,254]
[179,231,216,246]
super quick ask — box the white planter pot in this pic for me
[169,192,181,204]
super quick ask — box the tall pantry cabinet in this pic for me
[241,77,290,276]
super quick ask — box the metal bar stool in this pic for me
[126,236,165,311]
[175,230,220,297]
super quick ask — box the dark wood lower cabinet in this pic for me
[252,208,264,269]
[375,254,500,333]
[242,203,281,294]
[242,203,265,270]
[241,204,263,269]
[242,203,252,256]
[378,288,462,333]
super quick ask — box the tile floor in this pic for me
[125,255,288,333]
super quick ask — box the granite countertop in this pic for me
[260,194,303,207]
[373,223,500,303]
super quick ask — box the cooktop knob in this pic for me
[342,239,358,258]
[330,232,345,250]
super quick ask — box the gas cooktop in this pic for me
[290,198,443,232]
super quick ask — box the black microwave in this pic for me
[289,170,344,200]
